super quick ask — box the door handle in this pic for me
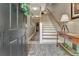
[10,39,17,44]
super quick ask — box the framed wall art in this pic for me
[71,3,79,19]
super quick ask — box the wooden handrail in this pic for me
[47,8,62,29]
[59,43,75,56]
[58,32,79,55]
[58,31,79,39]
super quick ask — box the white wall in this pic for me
[41,3,46,11]
[67,18,79,34]
[47,3,79,34]
[47,3,71,22]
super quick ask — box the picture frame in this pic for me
[71,3,79,19]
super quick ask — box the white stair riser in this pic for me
[43,24,53,25]
[42,38,57,39]
[43,29,56,32]
[43,30,56,32]
[43,29,55,30]
[43,33,57,35]
[42,36,57,38]
[41,17,57,43]
[43,26,55,28]
[42,28,56,30]
[42,34,57,36]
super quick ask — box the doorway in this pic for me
[30,22,40,41]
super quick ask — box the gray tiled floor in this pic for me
[28,44,68,56]
[28,14,68,56]
[28,33,68,56]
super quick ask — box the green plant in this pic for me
[64,43,69,48]
[20,3,29,16]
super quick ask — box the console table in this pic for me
[58,31,79,56]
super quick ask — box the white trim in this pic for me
[9,3,11,29]
[9,3,18,30]
[39,22,42,43]
[17,4,18,29]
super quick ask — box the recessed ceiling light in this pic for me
[32,7,38,11]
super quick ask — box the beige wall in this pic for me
[48,3,79,34]
[27,3,46,37]
[67,18,79,34]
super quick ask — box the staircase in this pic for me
[40,15,57,44]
